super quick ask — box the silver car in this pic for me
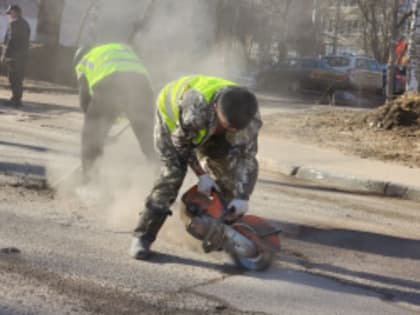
[322,55,383,94]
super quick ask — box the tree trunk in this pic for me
[406,0,420,92]
[36,0,66,47]
[332,0,341,54]
[35,0,66,84]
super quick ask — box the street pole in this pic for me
[332,0,341,55]
[406,0,420,92]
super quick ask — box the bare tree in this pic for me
[356,0,414,98]
[260,0,294,51]
[215,0,318,67]
[356,0,393,63]
[36,0,65,47]
[332,0,341,54]
[406,0,420,92]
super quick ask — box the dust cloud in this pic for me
[70,124,156,232]
[51,0,248,252]
[133,0,247,86]
[46,120,203,252]
[71,0,247,85]
[95,129,202,252]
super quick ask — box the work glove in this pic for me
[197,174,219,196]
[228,199,248,217]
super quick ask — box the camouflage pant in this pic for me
[146,115,255,210]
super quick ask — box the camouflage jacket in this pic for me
[169,88,262,200]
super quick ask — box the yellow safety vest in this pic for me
[75,43,149,92]
[157,75,236,145]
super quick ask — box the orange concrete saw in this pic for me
[181,185,281,271]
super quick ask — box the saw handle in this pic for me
[211,188,240,223]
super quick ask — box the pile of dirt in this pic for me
[261,98,420,168]
[364,94,420,130]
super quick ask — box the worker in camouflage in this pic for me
[130,75,262,260]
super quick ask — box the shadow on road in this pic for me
[308,261,420,295]
[282,222,420,260]
[0,306,36,315]
[263,220,420,308]
[272,257,420,308]
[0,82,77,95]
[148,252,241,275]
[0,140,78,158]
[0,97,79,115]
[0,162,46,177]
[144,221,420,308]
[0,140,48,152]
[259,177,378,198]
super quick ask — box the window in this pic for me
[367,59,380,71]
[301,60,318,68]
[356,59,369,69]
[324,57,351,67]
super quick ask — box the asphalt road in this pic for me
[0,89,419,315]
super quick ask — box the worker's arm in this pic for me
[3,22,14,59]
[1,23,12,63]
[228,112,262,200]
[170,89,211,175]
[77,74,91,113]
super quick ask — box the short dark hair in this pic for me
[217,87,258,130]
[6,5,22,15]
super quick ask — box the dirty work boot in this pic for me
[6,98,23,108]
[130,204,171,260]
[130,237,153,260]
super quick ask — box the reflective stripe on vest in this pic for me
[157,75,236,145]
[75,43,149,92]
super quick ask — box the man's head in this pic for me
[215,87,258,131]
[6,5,21,19]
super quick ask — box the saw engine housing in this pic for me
[181,186,281,271]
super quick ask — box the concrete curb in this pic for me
[259,157,420,202]
[2,157,419,202]
[0,173,48,189]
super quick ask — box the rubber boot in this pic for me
[130,204,171,260]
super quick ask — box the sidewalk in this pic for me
[258,136,420,201]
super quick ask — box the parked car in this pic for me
[321,55,383,95]
[255,57,351,102]
[255,57,324,93]
[255,55,385,105]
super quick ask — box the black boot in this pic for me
[130,204,171,260]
